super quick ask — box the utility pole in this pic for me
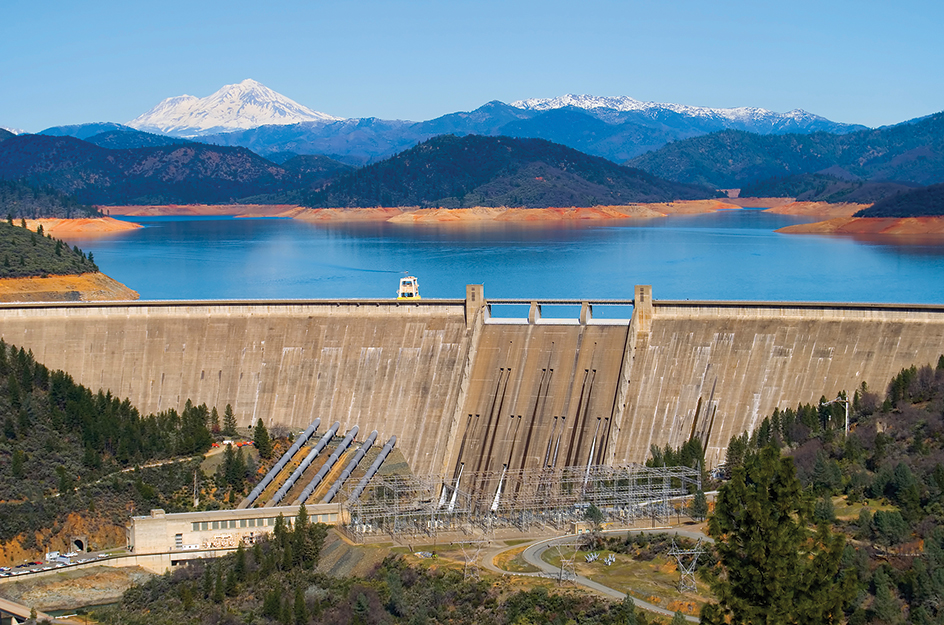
[824,394,851,435]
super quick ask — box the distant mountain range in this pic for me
[305,135,717,208]
[511,94,866,135]
[627,112,944,188]
[0,133,714,208]
[20,80,870,166]
[187,90,865,166]
[4,80,944,211]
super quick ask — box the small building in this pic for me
[127,505,347,555]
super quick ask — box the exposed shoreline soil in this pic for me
[0,273,139,302]
[24,217,142,238]
[777,216,944,237]
[298,199,744,223]
[39,201,944,240]
[104,200,744,223]
[105,204,304,218]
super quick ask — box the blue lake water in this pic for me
[71,211,944,303]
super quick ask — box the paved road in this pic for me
[485,527,712,623]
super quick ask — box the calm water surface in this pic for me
[73,211,944,303]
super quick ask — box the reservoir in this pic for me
[76,210,944,303]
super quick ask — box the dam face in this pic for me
[3,288,944,473]
[0,301,471,475]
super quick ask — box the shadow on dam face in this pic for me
[3,290,944,474]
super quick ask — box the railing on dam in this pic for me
[485,298,635,325]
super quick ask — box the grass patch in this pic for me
[834,497,898,520]
[544,547,711,616]
[494,545,540,573]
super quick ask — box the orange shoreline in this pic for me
[24,216,143,238]
[0,273,139,302]
[48,201,944,240]
[777,216,944,237]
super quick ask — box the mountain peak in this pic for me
[128,80,342,137]
[510,94,861,134]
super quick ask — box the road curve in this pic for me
[487,528,711,623]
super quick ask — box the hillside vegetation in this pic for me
[627,112,944,188]
[740,173,916,204]
[95,508,653,625]
[306,134,717,208]
[0,219,98,278]
[0,342,206,548]
[0,342,269,559]
[853,182,944,218]
[0,134,354,206]
[0,178,100,219]
[716,355,944,623]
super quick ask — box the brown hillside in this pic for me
[0,273,139,302]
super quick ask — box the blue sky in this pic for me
[3,0,943,132]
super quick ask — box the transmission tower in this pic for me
[455,538,491,581]
[668,539,704,593]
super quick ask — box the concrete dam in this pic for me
[2,285,944,476]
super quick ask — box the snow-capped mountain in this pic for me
[1,126,27,135]
[128,79,341,137]
[510,94,855,134]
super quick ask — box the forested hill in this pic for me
[626,111,944,188]
[853,182,944,217]
[0,129,13,142]
[739,173,916,204]
[0,219,98,278]
[305,134,719,209]
[0,178,101,219]
[0,134,296,205]
[713,355,944,623]
[0,341,257,558]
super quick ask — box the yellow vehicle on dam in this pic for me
[397,276,420,300]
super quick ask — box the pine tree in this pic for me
[871,567,902,624]
[688,490,708,522]
[210,406,220,435]
[701,446,855,624]
[293,587,308,625]
[223,403,238,437]
[253,418,273,459]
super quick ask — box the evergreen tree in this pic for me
[293,587,308,625]
[688,490,709,522]
[871,567,902,624]
[701,446,855,624]
[223,403,238,437]
[210,406,220,435]
[253,418,273,459]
